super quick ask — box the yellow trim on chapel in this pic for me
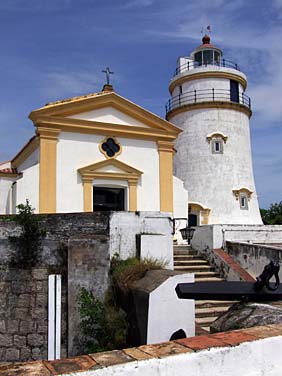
[158,141,174,212]
[37,127,60,214]
[29,91,182,135]
[78,159,143,212]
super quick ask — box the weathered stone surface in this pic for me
[0,320,5,333]
[5,348,20,361]
[31,347,42,360]
[211,302,282,333]
[0,360,51,375]
[14,335,26,348]
[27,334,44,347]
[20,347,32,361]
[0,334,13,347]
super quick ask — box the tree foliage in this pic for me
[260,202,282,225]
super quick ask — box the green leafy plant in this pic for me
[9,199,45,268]
[78,287,127,353]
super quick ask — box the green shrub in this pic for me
[9,199,45,268]
[78,288,127,353]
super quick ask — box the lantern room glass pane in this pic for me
[203,50,213,65]
[214,51,220,63]
[194,51,202,65]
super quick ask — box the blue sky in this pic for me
[0,0,281,208]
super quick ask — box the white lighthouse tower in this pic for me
[166,35,262,225]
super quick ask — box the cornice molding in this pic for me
[169,71,247,94]
[166,101,252,120]
[33,115,179,142]
[29,92,181,135]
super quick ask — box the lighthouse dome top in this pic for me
[192,35,223,66]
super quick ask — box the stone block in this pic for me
[36,294,47,308]
[31,347,42,360]
[20,347,32,361]
[5,348,20,362]
[19,320,36,334]
[27,333,44,347]
[36,281,43,291]
[14,308,29,320]
[0,334,13,347]
[32,307,47,320]
[37,320,48,334]
[17,294,31,307]
[11,280,26,294]
[0,320,6,333]
[32,269,48,280]
[7,320,19,334]
[13,335,26,348]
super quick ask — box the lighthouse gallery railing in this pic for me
[173,59,240,77]
[165,88,251,115]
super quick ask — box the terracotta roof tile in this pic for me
[43,90,111,109]
[0,167,18,175]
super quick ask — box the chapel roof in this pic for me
[0,167,18,175]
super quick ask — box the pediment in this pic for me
[29,91,181,136]
[78,159,143,180]
[68,106,151,128]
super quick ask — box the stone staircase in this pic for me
[174,245,234,334]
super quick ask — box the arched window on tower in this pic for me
[206,132,228,154]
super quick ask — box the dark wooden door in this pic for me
[93,187,125,211]
[230,80,239,103]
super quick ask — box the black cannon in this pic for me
[176,261,282,302]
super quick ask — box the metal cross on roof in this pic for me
[102,67,114,85]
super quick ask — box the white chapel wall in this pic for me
[0,177,15,214]
[16,147,39,213]
[56,132,160,212]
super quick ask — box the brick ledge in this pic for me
[1,324,282,375]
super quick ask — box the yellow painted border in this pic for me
[158,141,174,212]
[29,91,182,135]
[166,101,252,120]
[99,136,122,159]
[232,187,253,201]
[37,127,60,213]
[169,71,247,94]
[189,202,211,226]
[32,115,179,142]
[78,159,143,212]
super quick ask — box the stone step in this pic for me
[174,259,208,266]
[174,265,213,272]
[179,271,219,278]
[194,277,224,282]
[173,255,205,261]
[195,300,235,308]
[173,249,198,256]
[195,306,230,318]
[173,245,192,250]
[196,316,218,326]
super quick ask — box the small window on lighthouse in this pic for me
[212,139,223,154]
[239,193,248,210]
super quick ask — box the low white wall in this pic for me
[147,273,195,344]
[109,212,173,261]
[192,224,282,252]
[70,336,282,376]
[140,235,173,270]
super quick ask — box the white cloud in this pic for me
[123,0,155,9]
[0,0,72,12]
